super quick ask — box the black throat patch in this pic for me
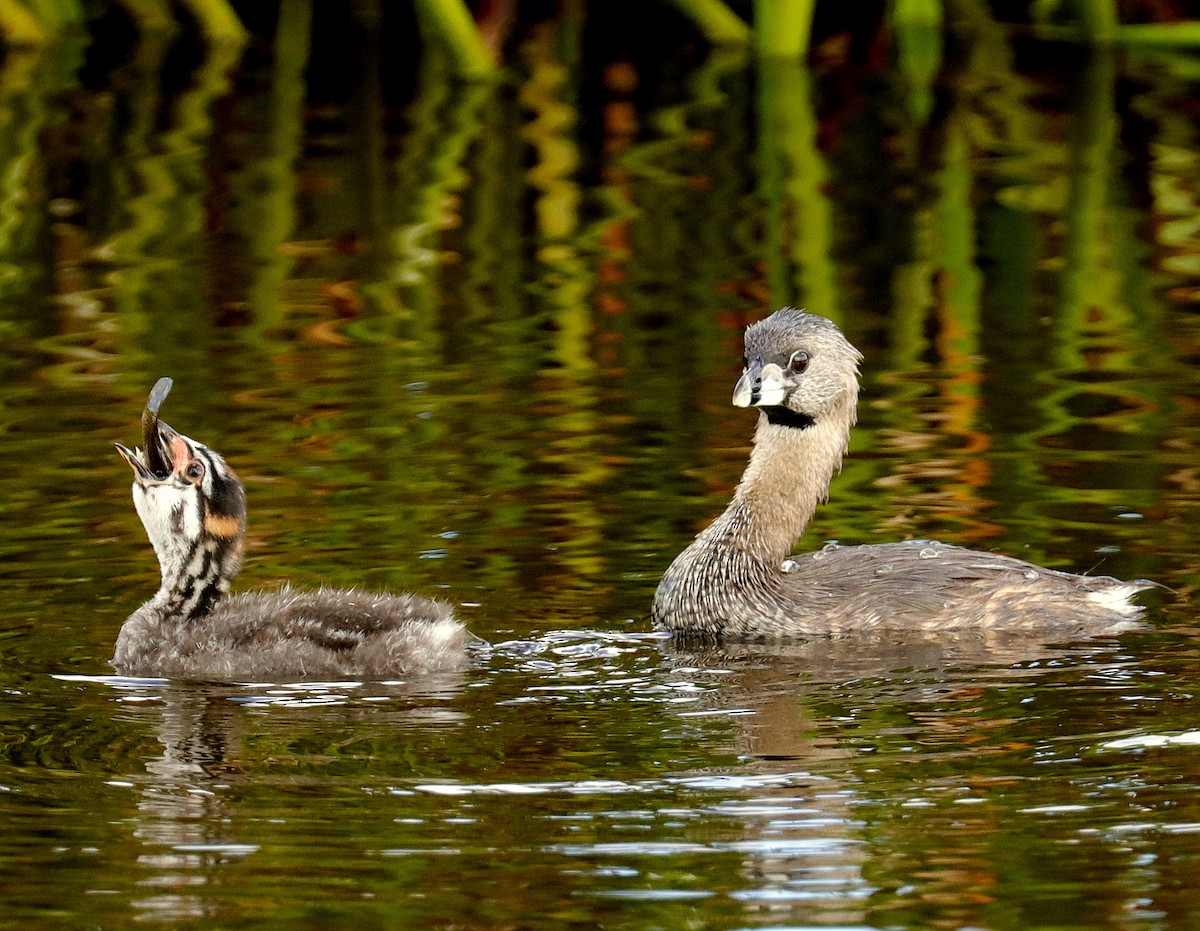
[762,406,815,429]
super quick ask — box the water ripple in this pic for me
[408,771,831,797]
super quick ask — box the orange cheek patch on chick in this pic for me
[203,509,244,539]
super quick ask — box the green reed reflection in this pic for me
[233,0,312,330]
[758,62,839,321]
[0,47,79,337]
[0,13,1193,600]
[385,58,489,312]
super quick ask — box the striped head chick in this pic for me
[116,419,246,622]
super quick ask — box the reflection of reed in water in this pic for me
[758,62,839,319]
[518,21,611,586]
[223,0,313,330]
[0,50,66,323]
[8,7,1187,613]
[386,58,489,301]
[105,37,242,299]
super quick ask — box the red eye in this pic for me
[186,461,205,481]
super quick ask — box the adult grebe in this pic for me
[652,309,1154,639]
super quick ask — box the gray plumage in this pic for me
[114,402,474,681]
[653,308,1155,639]
[116,584,470,681]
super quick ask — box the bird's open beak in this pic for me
[115,442,157,481]
[732,361,789,408]
[115,421,189,484]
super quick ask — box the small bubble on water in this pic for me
[918,547,940,559]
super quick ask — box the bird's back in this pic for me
[772,541,1153,636]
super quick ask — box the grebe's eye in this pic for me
[185,460,205,481]
[789,350,810,374]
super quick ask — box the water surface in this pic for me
[2,13,1200,930]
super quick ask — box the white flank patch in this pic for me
[1086,585,1141,615]
[426,618,462,646]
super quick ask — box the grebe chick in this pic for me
[113,379,475,680]
[652,309,1155,639]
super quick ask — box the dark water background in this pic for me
[3,7,1200,929]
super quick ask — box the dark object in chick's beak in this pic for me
[116,377,175,482]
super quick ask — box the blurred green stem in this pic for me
[755,0,815,59]
[114,0,177,38]
[178,0,247,46]
[890,0,943,122]
[1073,0,1117,42]
[413,0,496,79]
[666,0,749,45]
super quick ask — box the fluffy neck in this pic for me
[701,403,852,564]
[148,533,243,623]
